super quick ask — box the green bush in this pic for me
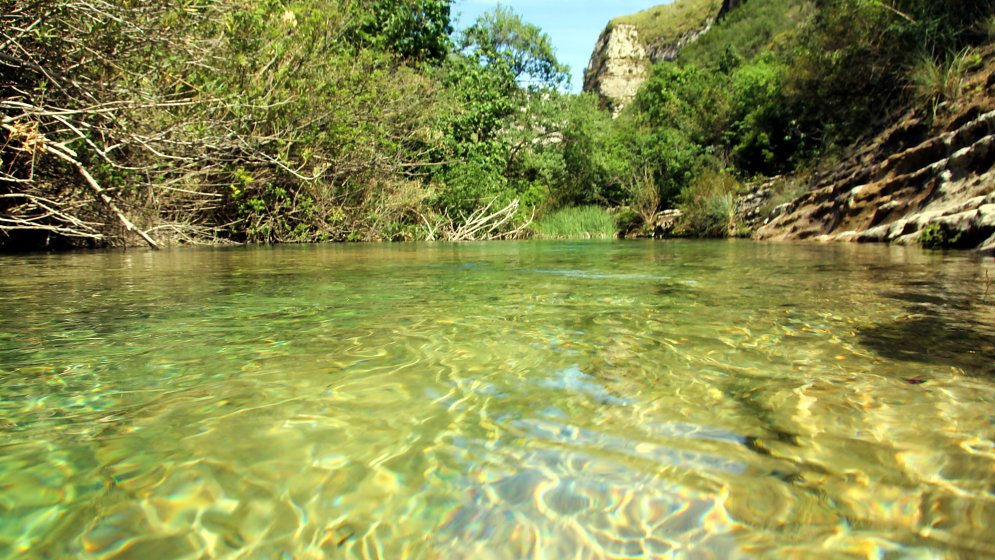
[678,0,812,69]
[727,54,803,174]
[919,223,966,249]
[558,94,636,206]
[782,0,995,147]
[614,207,643,237]
[676,170,742,237]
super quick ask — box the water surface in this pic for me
[1,241,994,558]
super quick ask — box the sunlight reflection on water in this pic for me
[0,241,993,558]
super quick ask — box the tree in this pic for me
[559,94,635,206]
[352,0,454,65]
[458,6,569,91]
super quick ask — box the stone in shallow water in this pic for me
[82,505,152,556]
[541,482,593,516]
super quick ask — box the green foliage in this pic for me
[727,54,803,174]
[7,0,995,250]
[629,64,719,207]
[919,223,965,249]
[627,165,661,227]
[430,8,579,235]
[909,48,983,115]
[433,141,509,216]
[758,175,808,217]
[350,0,454,65]
[782,0,995,145]
[676,170,743,238]
[175,0,460,243]
[533,206,617,240]
[614,207,643,236]
[441,53,517,142]
[558,94,636,206]
[458,6,570,91]
[634,62,731,147]
[679,0,812,68]
[613,0,722,47]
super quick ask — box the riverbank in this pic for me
[753,46,995,255]
[4,1,994,255]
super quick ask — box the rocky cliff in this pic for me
[755,49,995,254]
[582,24,650,115]
[583,0,724,113]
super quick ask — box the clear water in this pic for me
[1,241,994,559]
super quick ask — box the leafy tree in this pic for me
[431,6,572,226]
[352,0,454,65]
[458,6,570,91]
[558,94,635,206]
[629,63,719,206]
[727,54,801,174]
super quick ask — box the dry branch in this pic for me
[42,143,159,249]
[445,199,528,241]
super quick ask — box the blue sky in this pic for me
[452,0,669,93]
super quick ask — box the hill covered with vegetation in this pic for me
[612,0,721,48]
[599,0,995,243]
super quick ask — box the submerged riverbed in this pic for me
[1,241,994,558]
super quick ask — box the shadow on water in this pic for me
[879,290,974,311]
[857,314,995,378]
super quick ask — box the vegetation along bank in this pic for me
[2,0,994,252]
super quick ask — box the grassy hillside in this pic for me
[611,0,722,47]
[678,0,814,68]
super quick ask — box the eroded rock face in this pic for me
[756,108,995,254]
[582,24,648,115]
[645,23,714,64]
[583,21,715,115]
[583,0,742,114]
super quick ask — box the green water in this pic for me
[1,241,994,559]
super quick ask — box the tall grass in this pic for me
[533,206,617,240]
[909,49,983,114]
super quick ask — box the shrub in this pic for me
[757,175,808,218]
[919,222,965,249]
[558,94,635,207]
[676,170,742,237]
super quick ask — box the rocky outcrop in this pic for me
[735,178,777,230]
[756,106,995,254]
[583,0,724,114]
[582,25,649,116]
[645,24,715,64]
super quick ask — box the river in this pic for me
[1,241,993,558]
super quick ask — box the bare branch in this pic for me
[42,141,160,249]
